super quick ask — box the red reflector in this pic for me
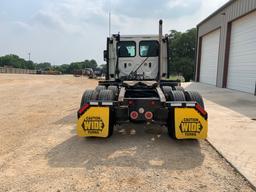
[79,103,90,114]
[195,103,207,116]
[128,100,134,105]
[150,101,155,105]
[145,111,153,120]
[130,111,138,120]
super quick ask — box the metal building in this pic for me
[196,0,256,94]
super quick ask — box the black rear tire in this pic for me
[185,91,205,109]
[166,90,185,139]
[80,90,93,108]
[175,86,185,92]
[90,90,99,101]
[80,90,99,108]
[169,90,186,101]
[167,121,175,139]
[95,85,106,92]
[98,90,115,101]
[162,86,173,101]
[98,90,114,137]
[108,86,118,96]
[162,86,172,93]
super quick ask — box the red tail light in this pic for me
[130,111,138,120]
[145,111,153,120]
[79,103,90,114]
[195,103,207,116]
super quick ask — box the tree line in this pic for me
[0,54,98,74]
[168,28,197,82]
[0,28,196,80]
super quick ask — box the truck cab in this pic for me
[104,34,169,81]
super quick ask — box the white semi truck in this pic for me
[77,20,208,139]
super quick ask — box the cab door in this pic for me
[117,40,137,78]
[137,40,159,79]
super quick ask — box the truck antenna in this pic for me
[109,12,111,37]
[108,0,112,37]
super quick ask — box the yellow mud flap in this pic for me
[77,105,111,138]
[174,106,208,139]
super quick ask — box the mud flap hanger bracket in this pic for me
[166,101,208,120]
[166,101,196,108]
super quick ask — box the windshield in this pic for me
[139,41,159,57]
[117,41,136,57]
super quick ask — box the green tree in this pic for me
[100,64,107,74]
[69,62,82,74]
[67,59,98,74]
[168,28,197,82]
[88,59,97,70]
[82,59,97,70]
[36,62,52,71]
[0,54,36,69]
[0,54,99,74]
[58,64,70,74]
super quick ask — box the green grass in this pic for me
[168,75,185,82]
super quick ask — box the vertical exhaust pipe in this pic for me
[158,19,163,81]
[254,81,256,96]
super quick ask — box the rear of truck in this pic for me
[77,82,208,139]
[77,20,208,140]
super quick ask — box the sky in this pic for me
[0,0,229,65]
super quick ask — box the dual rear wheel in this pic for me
[162,86,204,109]
[80,86,117,106]
[80,85,205,139]
[80,85,118,138]
[162,86,205,139]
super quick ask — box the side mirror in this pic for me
[103,50,107,61]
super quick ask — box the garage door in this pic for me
[200,29,220,85]
[227,11,256,94]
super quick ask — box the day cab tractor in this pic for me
[77,20,208,139]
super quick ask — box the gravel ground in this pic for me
[0,74,254,192]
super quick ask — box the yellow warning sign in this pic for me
[77,107,110,137]
[175,108,208,139]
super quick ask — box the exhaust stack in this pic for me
[158,19,163,81]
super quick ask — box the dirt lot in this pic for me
[0,74,254,192]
